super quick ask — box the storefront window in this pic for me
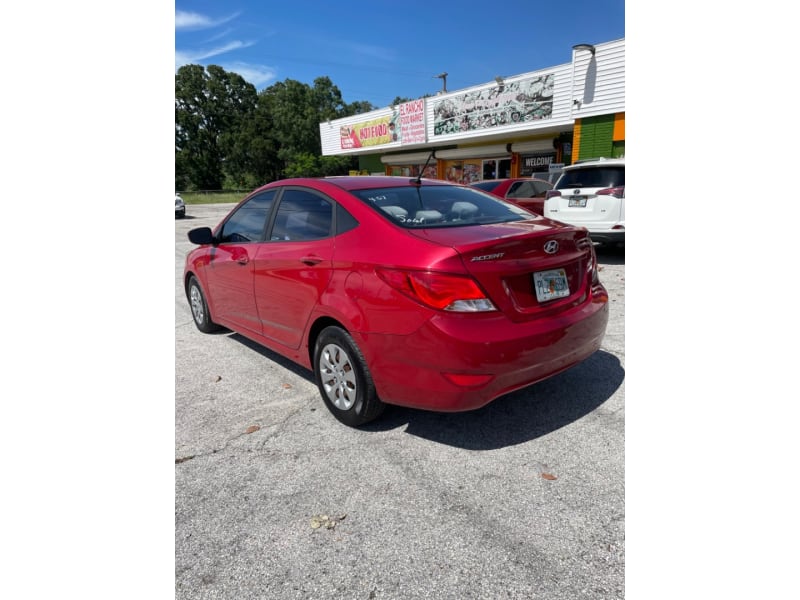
[443,159,482,184]
[480,158,511,180]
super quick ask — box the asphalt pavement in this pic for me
[175,203,625,599]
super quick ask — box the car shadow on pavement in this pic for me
[228,332,319,380]
[365,350,624,450]
[228,333,624,451]
[595,244,625,265]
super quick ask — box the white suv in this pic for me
[544,157,624,246]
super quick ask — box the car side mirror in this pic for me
[188,227,216,245]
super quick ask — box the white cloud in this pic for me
[174,9,273,88]
[175,41,256,70]
[222,63,278,89]
[175,10,239,30]
[345,42,396,62]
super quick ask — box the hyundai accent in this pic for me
[184,176,609,426]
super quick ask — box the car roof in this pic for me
[564,157,625,170]
[321,175,453,191]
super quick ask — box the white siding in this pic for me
[572,38,625,119]
[320,38,625,156]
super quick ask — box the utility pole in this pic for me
[434,72,448,94]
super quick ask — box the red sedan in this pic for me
[470,177,553,214]
[184,176,608,427]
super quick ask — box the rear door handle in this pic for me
[301,255,323,266]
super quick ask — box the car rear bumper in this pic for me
[358,289,609,412]
[587,229,624,245]
[584,221,624,244]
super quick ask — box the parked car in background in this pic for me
[469,177,553,215]
[544,158,625,246]
[183,176,609,427]
[175,193,186,219]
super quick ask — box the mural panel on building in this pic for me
[433,74,554,136]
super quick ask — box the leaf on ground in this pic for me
[245,425,260,434]
[310,513,347,530]
[282,383,292,389]
[541,472,558,480]
[214,375,222,382]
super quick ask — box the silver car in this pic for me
[175,193,186,219]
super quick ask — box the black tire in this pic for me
[313,326,385,427]
[186,276,220,333]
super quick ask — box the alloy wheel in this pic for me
[190,284,205,325]
[318,343,357,410]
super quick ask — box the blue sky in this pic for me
[175,0,625,108]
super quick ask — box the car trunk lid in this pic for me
[409,220,595,322]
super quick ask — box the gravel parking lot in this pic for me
[175,204,625,599]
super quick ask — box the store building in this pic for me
[319,38,624,184]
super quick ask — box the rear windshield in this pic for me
[555,166,624,190]
[350,184,532,229]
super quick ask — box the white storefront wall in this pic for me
[318,38,625,160]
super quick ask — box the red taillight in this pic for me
[597,186,624,198]
[545,190,562,200]
[376,268,496,312]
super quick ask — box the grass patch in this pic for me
[181,191,248,205]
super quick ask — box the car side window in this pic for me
[270,189,333,241]
[507,181,535,198]
[218,191,276,243]
[505,182,523,198]
[336,203,359,235]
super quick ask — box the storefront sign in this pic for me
[340,100,427,150]
[398,99,425,144]
[340,114,395,149]
[432,73,554,136]
[520,152,557,175]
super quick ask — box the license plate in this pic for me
[568,196,587,207]
[533,268,570,302]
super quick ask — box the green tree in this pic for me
[260,76,359,178]
[224,98,280,188]
[175,64,257,190]
[282,153,358,178]
[176,66,381,187]
[389,96,413,106]
[344,100,376,116]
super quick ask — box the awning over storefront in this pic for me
[380,151,436,165]
[510,139,554,153]
[380,139,559,165]
[435,144,510,160]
